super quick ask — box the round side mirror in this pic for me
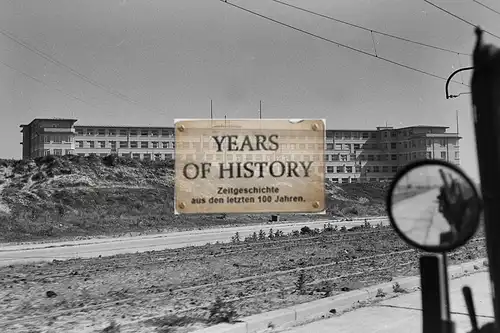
[386,159,482,252]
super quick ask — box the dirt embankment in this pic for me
[0,156,390,242]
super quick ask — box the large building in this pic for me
[20,118,461,183]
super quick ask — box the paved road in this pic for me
[0,217,388,266]
[391,188,451,246]
[286,271,494,333]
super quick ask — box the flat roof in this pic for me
[20,118,78,128]
[19,118,452,132]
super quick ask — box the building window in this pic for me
[337,166,345,173]
[331,154,339,161]
[391,143,397,149]
[172,142,175,148]
[97,129,105,136]
[162,129,173,137]
[392,166,398,172]
[340,155,348,161]
[343,132,351,139]
[152,142,159,148]
[132,153,140,160]
[110,141,117,148]
[355,165,361,172]
[53,135,62,143]
[108,129,116,136]
[350,154,356,161]
[119,129,127,136]
[371,133,377,139]
[76,128,84,135]
[130,130,138,136]
[151,130,159,137]
[331,178,339,183]
[362,132,369,139]
[130,141,138,148]
[352,132,359,139]
[353,144,360,150]
[98,141,106,148]
[342,178,349,183]
[53,149,62,156]
[391,154,397,161]
[141,141,148,148]
[120,141,128,148]
[367,155,374,161]
[346,166,353,173]
[141,130,149,136]
[162,141,170,149]
[373,166,380,172]
[76,141,84,148]
[441,151,447,159]
[382,166,389,173]
[144,154,151,160]
[154,153,162,160]
[334,132,342,139]
[87,141,95,148]
[427,152,432,159]
[351,178,358,183]
[455,151,460,159]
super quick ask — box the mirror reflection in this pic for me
[390,163,480,249]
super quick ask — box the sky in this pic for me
[1,0,499,182]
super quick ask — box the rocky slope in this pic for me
[0,155,389,241]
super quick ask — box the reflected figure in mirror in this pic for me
[437,168,477,245]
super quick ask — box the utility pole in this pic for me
[210,99,213,119]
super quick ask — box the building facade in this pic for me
[20,118,461,183]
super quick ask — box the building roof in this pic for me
[396,125,449,130]
[20,118,78,128]
[19,118,453,133]
[75,124,173,130]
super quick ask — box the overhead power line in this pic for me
[271,0,471,56]
[222,0,468,86]
[0,28,159,113]
[0,59,99,109]
[472,0,500,16]
[423,0,500,40]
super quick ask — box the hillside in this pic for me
[0,156,389,241]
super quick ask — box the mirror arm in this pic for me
[421,254,455,333]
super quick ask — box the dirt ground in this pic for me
[0,226,486,333]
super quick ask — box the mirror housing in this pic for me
[386,159,482,253]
